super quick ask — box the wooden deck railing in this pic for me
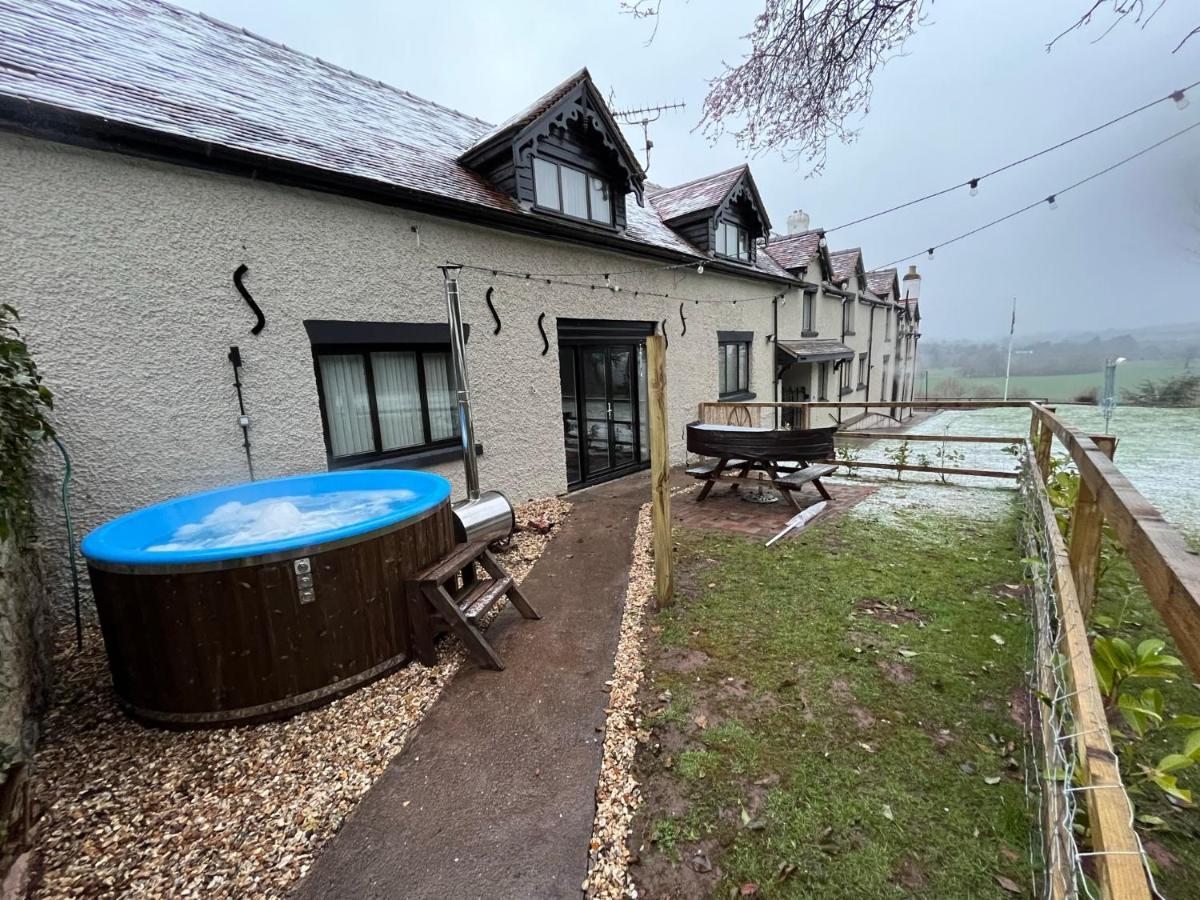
[691,398,1200,899]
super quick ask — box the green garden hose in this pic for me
[51,436,82,650]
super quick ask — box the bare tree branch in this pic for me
[623,0,1198,171]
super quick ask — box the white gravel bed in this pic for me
[28,497,569,899]
[584,503,653,900]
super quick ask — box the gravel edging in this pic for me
[27,497,569,899]
[584,502,652,900]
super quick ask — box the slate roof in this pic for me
[764,230,824,272]
[464,68,591,154]
[865,268,898,299]
[647,166,747,221]
[829,248,863,284]
[0,0,796,282]
[776,339,855,362]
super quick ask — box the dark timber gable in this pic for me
[649,165,772,264]
[460,70,645,233]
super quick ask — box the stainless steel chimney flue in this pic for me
[439,266,515,544]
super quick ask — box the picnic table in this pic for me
[684,422,837,510]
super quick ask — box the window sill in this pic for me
[334,442,483,471]
[719,390,757,402]
[801,330,819,338]
[843,330,857,337]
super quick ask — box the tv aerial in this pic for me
[611,99,686,173]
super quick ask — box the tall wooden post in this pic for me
[647,335,673,608]
[1069,435,1117,620]
[1035,407,1055,479]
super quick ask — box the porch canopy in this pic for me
[776,339,855,365]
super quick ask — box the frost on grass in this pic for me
[29,497,569,899]
[843,405,1200,536]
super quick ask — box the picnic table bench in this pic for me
[684,422,838,510]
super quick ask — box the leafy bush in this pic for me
[1122,373,1200,408]
[0,304,54,543]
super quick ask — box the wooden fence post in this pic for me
[647,335,673,608]
[1069,435,1116,620]
[1035,407,1055,479]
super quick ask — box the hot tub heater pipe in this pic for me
[440,266,514,544]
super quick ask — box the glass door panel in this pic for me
[609,347,635,470]
[559,347,582,485]
[582,348,611,477]
[637,344,649,461]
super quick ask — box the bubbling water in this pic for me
[146,489,419,552]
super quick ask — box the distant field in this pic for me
[922,360,1189,401]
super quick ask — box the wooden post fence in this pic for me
[646,335,673,608]
[1068,434,1116,620]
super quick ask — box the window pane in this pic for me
[737,228,749,260]
[588,177,611,223]
[717,345,727,394]
[723,222,735,256]
[716,221,727,256]
[422,352,459,442]
[534,157,560,210]
[371,351,424,451]
[319,354,375,458]
[803,295,813,331]
[561,165,587,218]
[737,343,748,390]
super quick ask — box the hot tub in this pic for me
[81,470,454,727]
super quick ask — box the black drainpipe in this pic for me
[865,302,875,415]
[228,345,255,481]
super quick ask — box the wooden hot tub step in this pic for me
[461,574,514,623]
[409,542,540,671]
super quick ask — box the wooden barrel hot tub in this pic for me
[81,470,454,727]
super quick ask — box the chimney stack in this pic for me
[786,209,811,235]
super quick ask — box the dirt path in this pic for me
[293,474,648,900]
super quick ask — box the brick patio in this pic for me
[672,475,877,539]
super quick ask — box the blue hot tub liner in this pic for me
[81,469,452,568]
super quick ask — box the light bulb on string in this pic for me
[1173,90,1189,111]
[1047,195,1058,211]
[696,264,705,274]
[969,178,979,197]
[927,248,934,258]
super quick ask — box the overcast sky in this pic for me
[177,0,1200,341]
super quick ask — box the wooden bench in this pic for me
[406,540,539,671]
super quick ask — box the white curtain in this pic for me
[371,351,423,450]
[319,354,374,457]
[561,166,587,218]
[423,352,458,441]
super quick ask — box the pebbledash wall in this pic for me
[1,132,780,608]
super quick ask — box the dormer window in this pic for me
[533,157,613,225]
[716,220,751,261]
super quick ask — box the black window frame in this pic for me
[842,299,856,336]
[532,155,614,226]
[839,360,854,397]
[718,338,752,398]
[312,342,460,468]
[817,362,830,402]
[715,219,752,262]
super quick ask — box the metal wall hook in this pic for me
[537,312,548,355]
[486,286,501,335]
[660,318,668,349]
[679,302,687,336]
[233,264,265,335]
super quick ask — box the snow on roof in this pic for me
[865,268,898,298]
[647,165,746,221]
[0,0,790,276]
[765,230,824,272]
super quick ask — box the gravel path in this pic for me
[28,498,569,899]
[584,503,652,900]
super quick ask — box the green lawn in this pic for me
[923,361,1189,403]
[630,503,1034,898]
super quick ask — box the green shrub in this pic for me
[0,304,54,543]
